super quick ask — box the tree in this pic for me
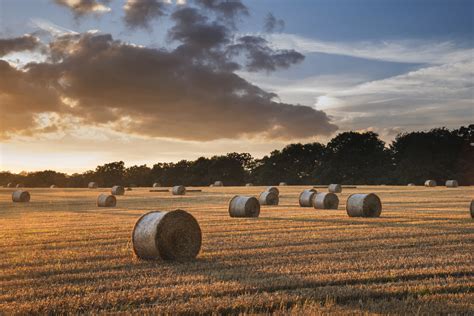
[94,161,126,187]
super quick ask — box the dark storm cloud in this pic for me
[123,0,168,30]
[53,0,111,16]
[195,0,248,25]
[264,13,285,33]
[0,35,41,57]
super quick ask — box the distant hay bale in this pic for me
[97,194,116,207]
[214,181,224,187]
[6,183,13,188]
[299,189,317,207]
[172,185,186,195]
[132,210,202,260]
[111,185,125,195]
[88,182,98,189]
[279,182,287,186]
[50,185,57,188]
[153,182,160,188]
[407,183,416,186]
[346,193,382,217]
[424,180,436,187]
[12,190,30,203]
[16,184,23,188]
[328,184,342,193]
[266,186,279,196]
[228,196,260,217]
[445,180,458,188]
[209,184,215,187]
[259,191,279,205]
[245,183,253,186]
[313,192,339,210]
[471,200,474,218]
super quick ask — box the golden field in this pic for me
[0,185,473,314]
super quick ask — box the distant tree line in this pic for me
[2,125,473,187]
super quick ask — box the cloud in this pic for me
[53,0,111,17]
[264,13,285,33]
[123,0,168,30]
[0,35,41,57]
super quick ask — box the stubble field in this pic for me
[0,185,473,314]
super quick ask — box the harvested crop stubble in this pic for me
[88,182,98,189]
[111,185,125,195]
[12,190,30,202]
[172,185,186,195]
[346,193,382,217]
[228,195,260,218]
[313,192,339,209]
[259,191,279,205]
[328,184,342,193]
[446,180,458,188]
[132,210,202,260]
[299,189,316,207]
[97,194,116,207]
[425,180,437,187]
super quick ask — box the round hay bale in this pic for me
[299,189,317,207]
[16,183,23,188]
[50,184,57,188]
[445,180,458,188]
[279,182,287,186]
[424,180,436,187]
[346,193,382,217]
[132,210,202,261]
[313,192,339,209]
[214,181,224,187]
[245,183,253,186]
[266,186,279,196]
[407,183,416,186]
[172,185,186,195]
[470,200,474,218]
[12,190,30,202]
[88,182,98,189]
[259,191,279,205]
[97,194,116,207]
[111,185,125,195]
[6,182,13,188]
[328,184,342,193]
[228,196,260,217]
[153,182,161,188]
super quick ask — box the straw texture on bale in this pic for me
[346,193,382,217]
[259,191,279,205]
[50,185,57,188]
[172,185,186,195]
[132,210,202,261]
[88,182,98,189]
[279,182,287,186]
[407,183,416,186]
[424,180,436,187]
[313,192,339,210]
[97,194,116,207]
[16,184,23,188]
[111,185,125,195]
[12,190,30,202]
[471,200,474,218]
[266,186,279,196]
[328,184,342,193]
[228,196,260,218]
[153,182,160,188]
[299,189,316,207]
[245,183,253,186]
[445,180,458,188]
[6,183,12,188]
[214,181,224,187]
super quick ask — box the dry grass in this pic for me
[0,186,473,314]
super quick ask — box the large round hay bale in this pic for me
[6,182,13,188]
[153,182,160,188]
[214,181,224,187]
[328,184,342,193]
[424,180,436,187]
[88,182,98,189]
[97,194,116,207]
[299,189,316,207]
[111,185,125,195]
[313,192,339,209]
[245,183,253,186]
[407,183,416,186]
[445,180,458,188]
[471,200,474,218]
[229,196,260,217]
[279,182,287,186]
[346,193,382,217]
[12,190,30,202]
[259,191,279,205]
[16,183,23,188]
[266,186,279,196]
[172,185,186,195]
[132,210,202,260]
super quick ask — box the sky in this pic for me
[0,0,473,173]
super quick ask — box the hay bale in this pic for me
[424,180,436,187]
[6,182,13,188]
[97,194,116,207]
[50,185,57,188]
[172,185,186,195]
[228,196,260,217]
[111,185,125,195]
[214,181,224,187]
[407,183,416,186]
[16,183,23,188]
[12,190,30,202]
[88,182,98,189]
[346,193,382,217]
[328,184,342,193]
[132,210,202,260]
[209,184,215,187]
[258,191,279,205]
[471,200,474,218]
[445,180,458,188]
[266,186,279,196]
[153,182,161,188]
[279,182,287,186]
[313,192,339,209]
[299,189,317,207]
[245,183,253,186]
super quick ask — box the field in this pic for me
[0,186,473,314]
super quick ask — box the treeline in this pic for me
[2,125,473,187]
